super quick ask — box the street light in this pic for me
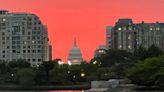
[11,73,14,81]
[73,75,76,79]
[36,64,39,68]
[11,73,14,77]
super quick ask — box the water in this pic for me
[0,90,164,92]
[0,90,83,92]
[49,90,83,92]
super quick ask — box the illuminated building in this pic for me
[68,38,83,65]
[107,18,164,51]
[0,10,51,66]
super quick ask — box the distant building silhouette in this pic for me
[106,18,164,51]
[0,10,51,66]
[94,45,107,58]
[68,38,83,65]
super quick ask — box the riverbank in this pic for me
[104,84,164,92]
[0,83,91,91]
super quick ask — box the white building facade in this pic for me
[68,38,83,65]
[0,10,51,66]
[107,18,164,51]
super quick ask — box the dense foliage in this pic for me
[0,45,163,87]
[127,55,164,87]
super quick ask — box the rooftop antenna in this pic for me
[74,37,77,47]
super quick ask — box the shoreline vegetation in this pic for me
[0,45,164,91]
[0,82,91,90]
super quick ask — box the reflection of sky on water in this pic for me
[0,91,82,92]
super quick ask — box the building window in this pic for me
[128,45,131,49]
[2,55,5,58]
[27,36,30,40]
[12,46,16,49]
[28,50,30,53]
[128,35,131,40]
[38,41,41,44]
[123,27,126,30]
[33,22,36,25]
[28,17,32,21]
[38,59,41,62]
[2,18,6,22]
[2,32,5,35]
[38,50,41,53]
[2,42,5,44]
[2,50,5,53]
[7,46,10,49]
[7,37,9,40]
[118,27,122,31]
[37,36,40,40]
[23,50,26,53]
[28,46,30,48]
[32,50,35,53]
[28,32,31,35]
[17,41,20,44]
[33,59,35,62]
[17,51,20,54]
[23,41,27,44]
[12,26,20,32]
[2,37,5,40]
[119,45,122,48]
[32,40,35,43]
[12,50,16,53]
[32,36,35,40]
[38,45,41,48]
[23,46,26,49]
[156,27,160,31]
[129,27,132,30]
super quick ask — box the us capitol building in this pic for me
[0,10,51,66]
[68,38,83,65]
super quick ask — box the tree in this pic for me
[96,67,111,80]
[100,49,132,67]
[127,55,164,86]
[0,60,8,74]
[8,59,30,69]
[42,61,54,83]
[134,46,148,60]
[49,64,70,84]
[99,49,136,78]
[15,68,36,86]
[147,44,163,57]
[34,65,47,85]
[154,67,164,87]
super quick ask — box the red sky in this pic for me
[0,0,164,62]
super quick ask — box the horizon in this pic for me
[1,0,164,62]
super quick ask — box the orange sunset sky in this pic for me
[0,0,164,62]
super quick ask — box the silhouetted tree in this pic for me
[127,55,164,86]
[8,59,30,69]
[15,68,36,86]
[42,61,54,83]
[134,46,148,60]
[147,44,163,57]
[100,49,132,67]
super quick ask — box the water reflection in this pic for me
[0,91,82,92]
[49,90,82,92]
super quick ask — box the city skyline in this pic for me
[1,0,164,62]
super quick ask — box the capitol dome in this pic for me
[68,38,83,65]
